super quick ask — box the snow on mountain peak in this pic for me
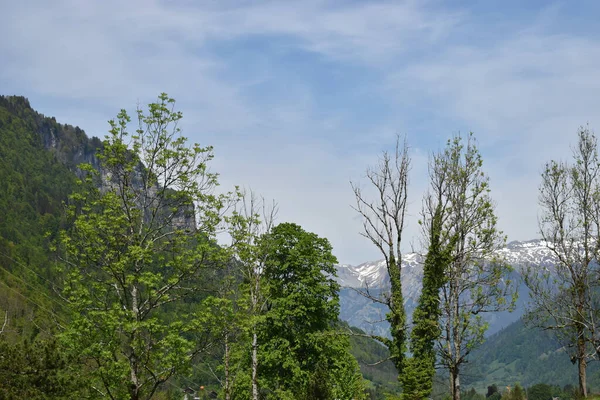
[336,239,559,338]
[335,252,425,300]
[335,239,558,294]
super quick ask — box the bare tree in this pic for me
[524,127,600,398]
[227,190,277,400]
[350,136,410,374]
[429,133,516,400]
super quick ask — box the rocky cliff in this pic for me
[0,95,196,232]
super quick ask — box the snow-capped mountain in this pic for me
[496,240,557,269]
[336,253,424,300]
[336,239,555,338]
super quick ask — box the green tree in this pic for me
[225,191,277,400]
[402,204,454,399]
[524,126,600,398]
[256,222,365,400]
[463,388,485,400]
[526,383,554,400]
[58,94,230,400]
[351,137,410,378]
[422,134,516,400]
[0,337,81,399]
[501,384,525,400]
[487,384,499,398]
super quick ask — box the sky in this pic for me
[2,0,600,265]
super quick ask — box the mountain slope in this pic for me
[336,241,600,393]
[335,240,553,338]
[462,317,600,392]
[0,95,98,339]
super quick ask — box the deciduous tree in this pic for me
[421,134,515,400]
[524,126,600,398]
[257,222,365,400]
[59,94,230,400]
[225,190,277,400]
[350,136,410,376]
[401,203,454,399]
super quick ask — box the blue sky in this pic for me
[2,0,600,264]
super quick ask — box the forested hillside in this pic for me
[463,318,600,393]
[0,95,102,397]
[0,95,94,336]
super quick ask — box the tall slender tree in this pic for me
[524,126,600,398]
[401,203,454,399]
[350,136,410,376]
[422,133,515,400]
[226,190,277,400]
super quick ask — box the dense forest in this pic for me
[1,94,600,400]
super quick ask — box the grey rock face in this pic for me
[13,95,198,233]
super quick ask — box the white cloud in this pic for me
[384,18,600,246]
[3,0,600,263]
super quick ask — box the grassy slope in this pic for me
[462,318,600,393]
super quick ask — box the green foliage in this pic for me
[462,388,485,400]
[0,94,374,400]
[527,383,561,400]
[387,256,408,377]
[462,318,600,393]
[501,384,525,400]
[402,205,454,399]
[248,222,365,399]
[0,95,371,400]
[487,384,499,397]
[0,96,84,337]
[0,96,113,399]
[0,338,82,399]
[424,133,516,400]
[58,94,230,399]
[346,324,400,398]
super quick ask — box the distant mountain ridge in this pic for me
[335,239,554,338]
[336,239,555,289]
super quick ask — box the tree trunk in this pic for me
[129,386,140,400]
[577,302,588,398]
[449,366,460,400]
[252,330,259,400]
[130,285,140,400]
[578,338,587,398]
[579,357,587,398]
[224,333,231,400]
